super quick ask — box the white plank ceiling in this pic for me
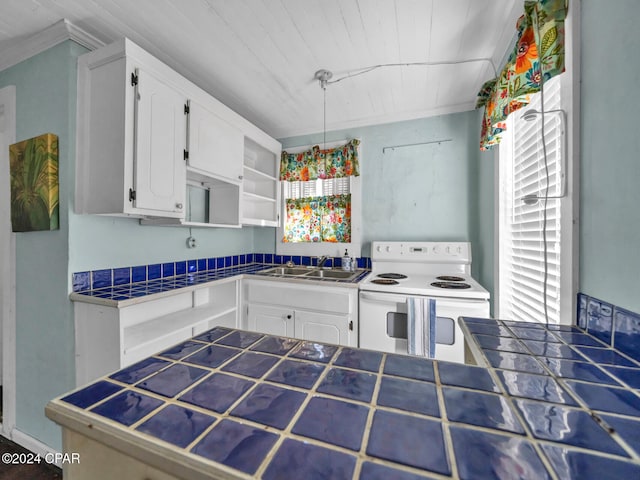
[0,0,521,139]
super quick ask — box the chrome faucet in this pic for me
[317,256,328,268]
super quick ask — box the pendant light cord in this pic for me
[323,81,327,150]
[325,58,498,85]
[539,82,551,326]
[535,22,551,327]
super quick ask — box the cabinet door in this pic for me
[294,310,350,346]
[134,68,186,215]
[247,304,294,337]
[188,101,243,182]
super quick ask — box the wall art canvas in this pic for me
[9,133,59,232]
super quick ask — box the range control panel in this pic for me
[371,242,471,264]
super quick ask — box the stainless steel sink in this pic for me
[257,266,313,276]
[306,269,359,280]
[255,265,363,281]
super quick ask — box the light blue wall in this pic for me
[278,111,493,290]
[579,0,640,313]
[0,41,85,449]
[1,40,262,451]
[474,132,496,305]
[68,215,260,273]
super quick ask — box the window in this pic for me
[497,75,576,324]
[282,177,351,243]
[276,140,361,258]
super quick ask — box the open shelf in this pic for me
[244,165,277,182]
[242,137,280,227]
[243,191,276,203]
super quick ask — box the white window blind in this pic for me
[499,76,564,324]
[284,177,350,199]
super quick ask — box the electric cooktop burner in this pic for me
[436,275,466,282]
[376,273,408,280]
[371,279,400,285]
[431,281,471,289]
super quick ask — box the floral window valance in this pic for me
[283,194,351,243]
[279,139,360,181]
[476,0,568,150]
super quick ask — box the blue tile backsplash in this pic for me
[72,253,371,299]
[579,292,640,363]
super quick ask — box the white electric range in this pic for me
[359,241,490,363]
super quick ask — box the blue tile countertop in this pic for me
[46,322,640,479]
[460,317,640,479]
[70,263,370,307]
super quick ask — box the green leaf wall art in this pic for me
[9,133,59,232]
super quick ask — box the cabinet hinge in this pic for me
[184,104,190,115]
[129,188,136,202]
[131,73,138,86]
[349,320,353,331]
[183,149,189,161]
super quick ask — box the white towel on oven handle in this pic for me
[407,297,436,358]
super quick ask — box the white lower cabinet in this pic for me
[247,304,295,337]
[294,310,349,346]
[242,279,358,347]
[74,279,239,387]
[74,276,358,387]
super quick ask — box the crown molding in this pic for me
[0,19,105,73]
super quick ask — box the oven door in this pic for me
[358,291,490,364]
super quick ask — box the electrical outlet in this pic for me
[186,236,196,248]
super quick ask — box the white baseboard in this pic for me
[7,428,61,467]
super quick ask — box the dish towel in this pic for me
[407,297,436,358]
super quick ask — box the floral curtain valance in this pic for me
[476,0,568,150]
[280,139,360,181]
[283,194,351,243]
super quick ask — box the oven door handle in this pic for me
[359,291,409,303]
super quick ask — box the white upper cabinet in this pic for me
[75,39,187,218]
[187,101,243,183]
[133,69,187,214]
[75,38,282,226]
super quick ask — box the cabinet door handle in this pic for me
[175,203,183,210]
[286,314,292,319]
